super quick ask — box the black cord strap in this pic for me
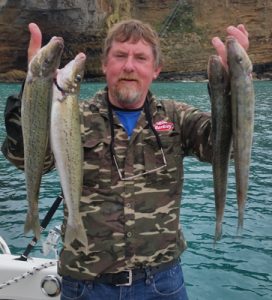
[106,90,163,164]
[15,195,63,261]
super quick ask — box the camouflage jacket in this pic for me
[1,88,212,280]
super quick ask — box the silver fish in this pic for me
[51,52,88,246]
[226,37,255,232]
[22,36,64,238]
[208,55,232,242]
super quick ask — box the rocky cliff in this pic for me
[0,0,271,81]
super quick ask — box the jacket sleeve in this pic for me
[1,85,55,173]
[176,101,213,163]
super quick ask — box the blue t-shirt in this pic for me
[114,109,142,138]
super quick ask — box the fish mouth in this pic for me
[75,52,86,60]
[74,53,86,66]
[50,36,64,50]
[51,36,64,44]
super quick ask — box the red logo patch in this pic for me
[154,120,174,132]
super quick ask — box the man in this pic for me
[2,19,249,299]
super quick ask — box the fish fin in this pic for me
[64,219,88,247]
[24,212,40,239]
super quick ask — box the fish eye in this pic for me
[75,74,82,83]
[44,58,51,65]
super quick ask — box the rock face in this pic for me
[0,0,271,81]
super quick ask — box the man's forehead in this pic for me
[110,39,153,53]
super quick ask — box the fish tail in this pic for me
[65,218,88,247]
[24,211,41,239]
[214,221,223,243]
[237,210,244,235]
[236,190,245,235]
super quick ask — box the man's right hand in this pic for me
[28,23,42,63]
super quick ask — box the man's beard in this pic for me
[113,82,142,106]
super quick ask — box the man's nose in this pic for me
[123,56,135,72]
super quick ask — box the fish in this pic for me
[208,55,232,242]
[50,52,88,246]
[226,37,255,233]
[21,36,64,239]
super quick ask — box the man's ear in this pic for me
[102,59,108,74]
[153,66,161,80]
[102,64,106,74]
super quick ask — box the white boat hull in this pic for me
[0,254,60,300]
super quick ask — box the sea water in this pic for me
[0,81,271,300]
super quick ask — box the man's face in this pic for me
[102,39,161,109]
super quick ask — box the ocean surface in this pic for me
[0,81,271,300]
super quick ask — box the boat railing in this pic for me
[0,236,11,254]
